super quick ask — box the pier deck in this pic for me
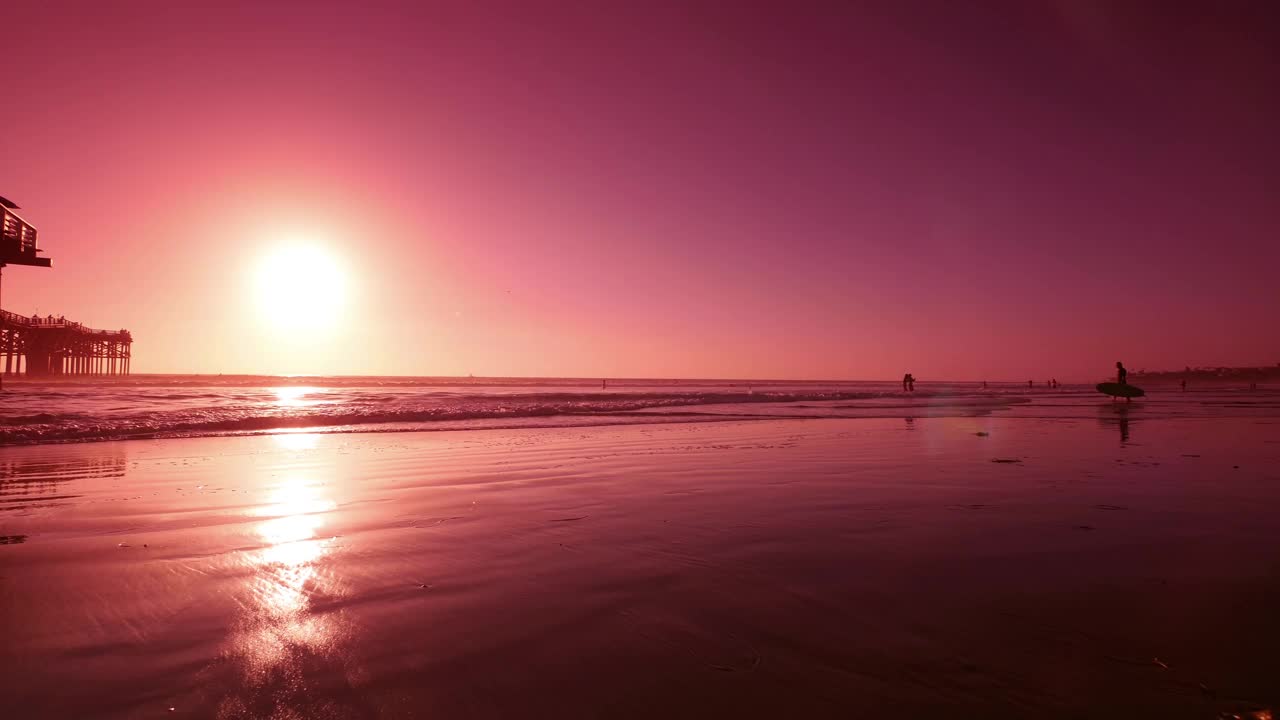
[1,309,132,376]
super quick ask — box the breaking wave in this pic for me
[0,388,914,445]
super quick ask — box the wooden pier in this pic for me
[2,196,133,379]
[1,310,132,376]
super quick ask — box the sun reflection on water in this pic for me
[271,386,324,408]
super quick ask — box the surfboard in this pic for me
[1097,382,1145,398]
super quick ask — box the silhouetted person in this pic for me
[1028,380,1033,388]
[1116,361,1127,385]
[902,373,915,392]
[1181,379,1187,392]
[982,381,988,389]
[1052,378,1059,389]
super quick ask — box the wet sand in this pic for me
[2,416,1278,718]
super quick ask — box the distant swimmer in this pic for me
[1181,379,1187,392]
[1028,380,1033,388]
[1052,378,1059,389]
[1116,361,1127,385]
[902,373,915,392]
[983,381,988,389]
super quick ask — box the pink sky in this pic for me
[2,1,1277,380]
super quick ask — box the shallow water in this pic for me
[2,412,1278,718]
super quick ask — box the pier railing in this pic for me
[0,308,131,339]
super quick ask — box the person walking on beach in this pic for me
[1116,361,1128,385]
[902,373,915,392]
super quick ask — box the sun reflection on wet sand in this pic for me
[247,476,336,630]
[271,431,322,452]
[214,474,360,717]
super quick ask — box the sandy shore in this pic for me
[2,416,1278,718]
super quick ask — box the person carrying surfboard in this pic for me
[1098,363,1142,402]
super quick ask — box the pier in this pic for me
[2,196,133,379]
[1,310,132,376]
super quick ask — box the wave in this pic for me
[0,389,997,445]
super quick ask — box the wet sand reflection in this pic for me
[1098,403,1136,446]
[0,448,126,512]
[213,446,368,718]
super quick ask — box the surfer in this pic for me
[1116,361,1127,385]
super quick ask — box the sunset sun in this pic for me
[254,244,346,332]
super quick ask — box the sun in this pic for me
[254,244,346,331]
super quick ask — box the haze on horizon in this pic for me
[2,1,1276,381]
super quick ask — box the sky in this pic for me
[2,1,1277,380]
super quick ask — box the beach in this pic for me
[3,403,1278,718]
